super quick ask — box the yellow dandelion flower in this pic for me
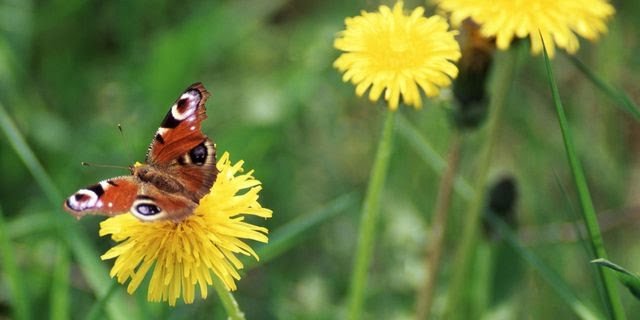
[434,0,615,57]
[334,1,461,110]
[99,152,272,306]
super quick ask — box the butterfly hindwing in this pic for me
[168,138,217,199]
[130,183,197,221]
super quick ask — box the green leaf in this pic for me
[592,259,640,300]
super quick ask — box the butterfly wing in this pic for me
[63,176,138,218]
[147,82,211,165]
[130,184,197,221]
[147,83,218,199]
[63,175,197,222]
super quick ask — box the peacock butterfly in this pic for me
[63,83,217,222]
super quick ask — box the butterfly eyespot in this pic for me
[135,203,161,215]
[188,142,208,165]
[74,193,89,201]
[176,98,188,112]
[131,198,165,221]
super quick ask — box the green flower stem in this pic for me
[348,108,396,320]
[543,45,626,320]
[444,48,519,319]
[213,276,246,320]
[416,130,462,319]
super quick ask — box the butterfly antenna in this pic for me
[118,123,136,163]
[81,162,130,171]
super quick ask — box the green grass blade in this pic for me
[592,259,640,300]
[0,102,133,320]
[485,212,603,320]
[396,114,474,201]
[50,246,71,320]
[542,38,626,319]
[568,55,640,120]
[0,207,31,320]
[249,192,358,268]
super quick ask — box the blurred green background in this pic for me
[1,0,640,319]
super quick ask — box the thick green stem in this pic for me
[348,109,396,320]
[213,277,246,320]
[444,48,519,319]
[416,131,462,319]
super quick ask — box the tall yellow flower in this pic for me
[434,0,615,57]
[99,152,272,306]
[334,1,461,110]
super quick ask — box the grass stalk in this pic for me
[416,131,462,318]
[444,48,519,319]
[542,41,626,320]
[347,109,396,319]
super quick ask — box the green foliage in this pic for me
[1,1,640,319]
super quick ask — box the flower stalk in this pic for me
[348,109,396,319]
[213,276,246,320]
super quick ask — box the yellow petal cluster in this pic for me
[334,1,461,110]
[99,152,272,306]
[434,0,615,56]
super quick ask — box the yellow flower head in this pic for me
[99,152,272,306]
[334,1,461,110]
[434,0,615,57]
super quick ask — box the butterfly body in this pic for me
[64,83,217,222]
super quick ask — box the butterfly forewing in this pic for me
[64,177,138,217]
[147,83,211,165]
